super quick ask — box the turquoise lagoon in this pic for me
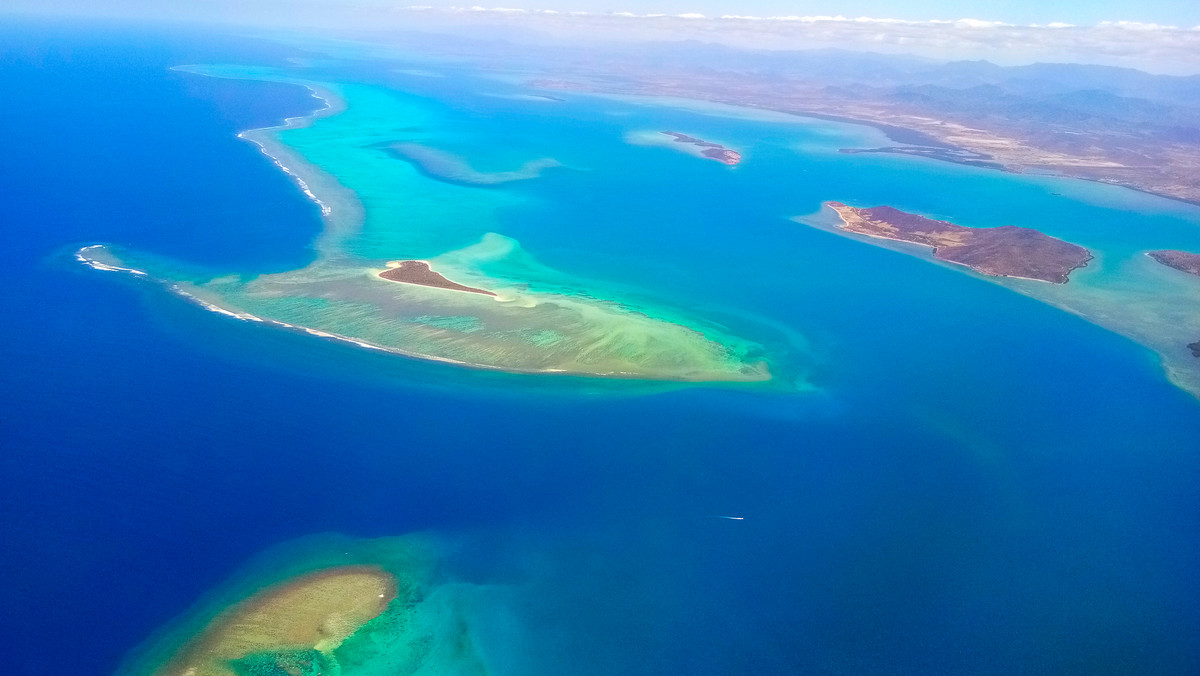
[85,57,1200,396]
[82,64,778,384]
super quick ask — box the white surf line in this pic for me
[239,135,332,216]
[714,515,745,520]
[76,246,149,276]
[236,84,343,219]
[173,66,347,235]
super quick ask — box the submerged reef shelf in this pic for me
[149,566,396,676]
[80,64,784,385]
[79,241,771,382]
[384,141,563,187]
[1147,250,1200,358]
[116,535,492,676]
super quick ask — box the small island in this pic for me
[379,260,496,296]
[825,202,1092,284]
[1147,250,1200,278]
[662,132,742,165]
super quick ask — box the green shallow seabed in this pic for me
[82,64,776,384]
[115,535,505,676]
[795,202,1200,398]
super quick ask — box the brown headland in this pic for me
[825,202,1092,284]
[1147,250,1200,278]
[379,260,496,296]
[662,131,742,165]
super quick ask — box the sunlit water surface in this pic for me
[3,26,1199,675]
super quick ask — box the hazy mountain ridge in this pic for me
[474,38,1200,204]
[325,30,1200,202]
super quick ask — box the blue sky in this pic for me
[5,0,1198,27]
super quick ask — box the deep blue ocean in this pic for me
[3,21,1200,674]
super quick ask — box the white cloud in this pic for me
[953,18,1013,29]
[8,0,1195,75]
[389,6,1200,74]
[1098,20,1178,30]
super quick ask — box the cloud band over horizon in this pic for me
[392,5,1200,74]
[5,1,1200,74]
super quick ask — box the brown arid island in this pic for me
[379,259,496,296]
[1148,250,1200,278]
[826,202,1092,283]
[663,131,742,165]
[1147,250,1200,357]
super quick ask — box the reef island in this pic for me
[662,132,742,165]
[825,202,1092,283]
[379,260,496,296]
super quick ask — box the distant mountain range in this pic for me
[369,32,1200,204]
[575,43,1200,203]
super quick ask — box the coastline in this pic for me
[536,81,1200,209]
[749,109,1200,209]
[823,202,1093,285]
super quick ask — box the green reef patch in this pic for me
[384,141,563,187]
[80,234,770,381]
[116,535,494,676]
